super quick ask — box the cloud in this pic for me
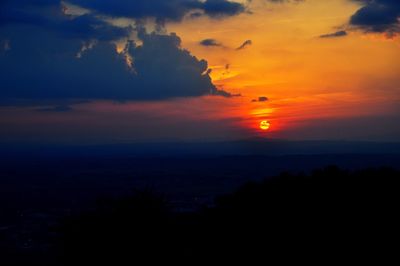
[252,96,269,102]
[265,0,305,4]
[267,0,304,2]
[0,1,60,26]
[236,39,252,50]
[0,1,248,39]
[319,30,348,38]
[67,0,247,22]
[0,25,231,103]
[349,0,400,34]
[201,0,246,18]
[200,38,223,47]
[0,0,237,104]
[0,1,132,41]
[58,14,132,41]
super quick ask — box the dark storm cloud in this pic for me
[0,0,236,103]
[201,0,246,18]
[0,0,57,9]
[68,0,195,21]
[236,40,252,50]
[319,30,348,38]
[0,1,58,26]
[0,26,230,103]
[67,0,247,21]
[0,1,247,37]
[200,38,223,47]
[59,14,132,41]
[349,0,400,34]
[0,1,131,41]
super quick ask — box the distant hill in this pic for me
[1,139,400,158]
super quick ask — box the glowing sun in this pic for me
[260,120,270,130]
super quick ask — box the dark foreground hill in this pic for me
[38,167,400,265]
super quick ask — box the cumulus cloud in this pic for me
[236,40,252,50]
[319,30,348,38]
[349,0,400,35]
[0,25,231,103]
[0,0,237,104]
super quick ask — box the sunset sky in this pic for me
[1,0,400,144]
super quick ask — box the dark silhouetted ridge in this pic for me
[54,166,399,265]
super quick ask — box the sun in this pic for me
[260,120,270,130]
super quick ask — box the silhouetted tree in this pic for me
[57,167,400,265]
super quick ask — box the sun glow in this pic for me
[260,120,270,130]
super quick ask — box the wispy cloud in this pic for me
[319,30,347,38]
[236,39,252,50]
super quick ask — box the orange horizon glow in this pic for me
[165,0,400,138]
[104,0,400,140]
[1,0,399,143]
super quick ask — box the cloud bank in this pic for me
[0,26,232,102]
[67,0,247,22]
[0,0,238,103]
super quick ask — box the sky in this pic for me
[0,0,400,144]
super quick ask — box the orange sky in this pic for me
[1,0,400,143]
[164,0,400,139]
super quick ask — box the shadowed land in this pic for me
[2,166,398,265]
